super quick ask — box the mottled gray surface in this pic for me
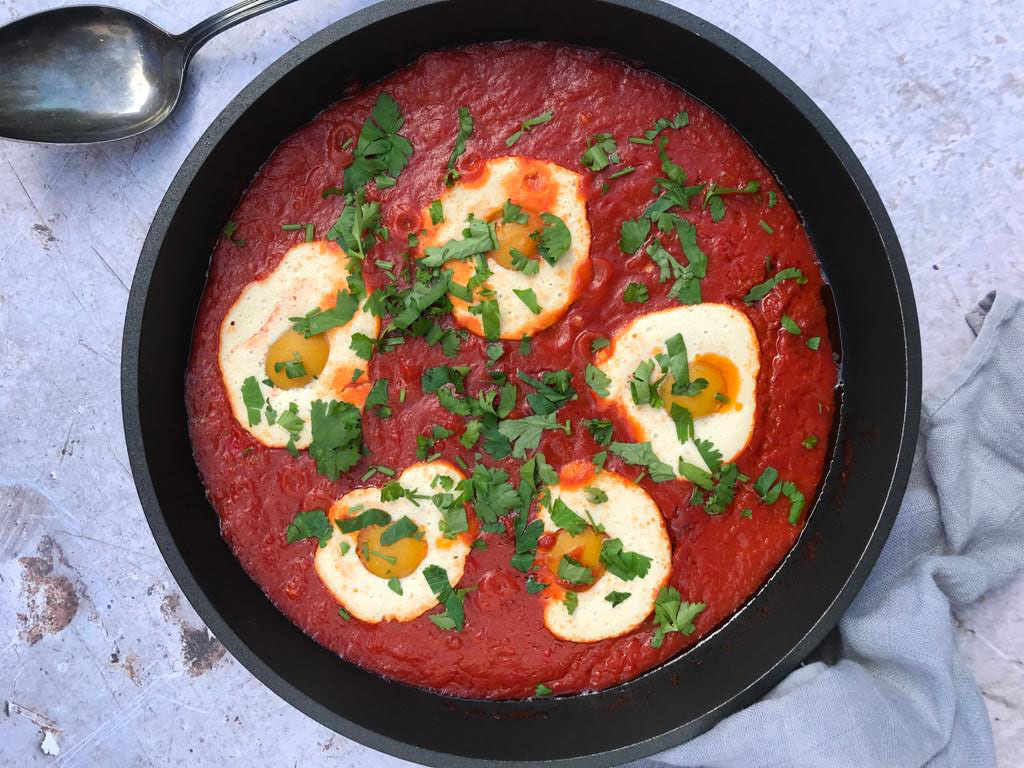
[1,0,1021,765]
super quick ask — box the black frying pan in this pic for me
[121,1,921,765]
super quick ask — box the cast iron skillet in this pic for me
[121,0,921,765]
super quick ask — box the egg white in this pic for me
[314,461,472,624]
[419,156,591,339]
[537,465,671,643]
[595,303,759,473]
[219,241,379,449]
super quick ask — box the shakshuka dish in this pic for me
[186,43,837,699]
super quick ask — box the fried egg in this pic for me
[419,156,591,339]
[219,241,379,449]
[314,461,472,623]
[535,462,671,643]
[596,304,759,473]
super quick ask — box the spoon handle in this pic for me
[181,0,300,60]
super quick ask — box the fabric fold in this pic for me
[636,292,1024,768]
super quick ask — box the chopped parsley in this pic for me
[379,516,421,546]
[584,486,608,504]
[592,450,608,473]
[609,441,675,482]
[753,466,782,503]
[241,376,264,426]
[585,363,611,398]
[550,498,588,535]
[307,399,363,480]
[535,213,572,266]
[517,369,577,415]
[583,418,613,446]
[558,555,593,585]
[505,110,554,147]
[677,459,713,491]
[703,180,759,222]
[422,364,469,394]
[742,267,807,303]
[421,214,497,268]
[620,217,651,254]
[580,133,619,172]
[781,314,801,335]
[535,683,553,697]
[337,607,351,621]
[350,332,376,360]
[291,289,360,338]
[759,219,775,234]
[781,481,806,524]
[387,577,403,595]
[624,282,649,303]
[563,590,579,614]
[806,336,821,350]
[429,199,444,225]
[222,220,246,247]
[502,200,529,224]
[444,106,473,186]
[628,111,688,144]
[513,287,542,315]
[520,334,532,355]
[605,591,631,607]
[423,564,469,630]
[651,586,705,647]
[344,92,413,192]
[600,538,652,580]
[285,508,332,547]
[590,337,610,354]
[498,413,570,458]
[337,507,391,533]
[802,435,819,450]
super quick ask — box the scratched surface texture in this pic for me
[1,0,1022,765]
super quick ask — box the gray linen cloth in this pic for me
[635,291,1024,768]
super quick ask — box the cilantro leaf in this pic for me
[585,486,608,504]
[580,133,619,172]
[781,481,806,524]
[344,92,413,192]
[429,199,444,225]
[290,290,359,337]
[350,332,376,361]
[550,498,587,535]
[609,441,675,482]
[606,591,631,607]
[694,438,723,474]
[742,267,807,303]
[517,369,577,415]
[470,465,519,527]
[505,110,554,147]
[590,337,610,354]
[753,466,782,503]
[585,363,611,398]
[583,418,613,446]
[564,590,579,614]
[379,516,421,546]
[421,214,497,268]
[678,459,713,490]
[503,200,529,224]
[669,403,694,444]
[600,538,652,580]
[558,555,593,585]
[535,213,571,266]
[285,508,332,547]
[513,288,542,315]
[308,400,363,480]
[651,586,705,647]
[628,111,688,144]
[498,413,570,458]
[620,217,651,254]
[703,180,759,222]
[337,507,391,533]
[624,282,649,303]
[423,564,467,631]
[422,365,469,394]
[781,314,801,335]
[241,376,264,426]
[444,106,473,186]
[703,463,743,515]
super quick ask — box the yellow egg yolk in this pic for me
[659,354,741,418]
[265,328,329,389]
[546,528,607,590]
[356,524,428,579]
[489,207,542,270]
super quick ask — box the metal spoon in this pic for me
[0,0,297,144]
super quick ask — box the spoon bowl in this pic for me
[0,1,295,144]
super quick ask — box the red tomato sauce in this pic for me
[186,43,837,699]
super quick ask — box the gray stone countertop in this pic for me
[1,0,1021,765]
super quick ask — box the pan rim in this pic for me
[121,1,922,765]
